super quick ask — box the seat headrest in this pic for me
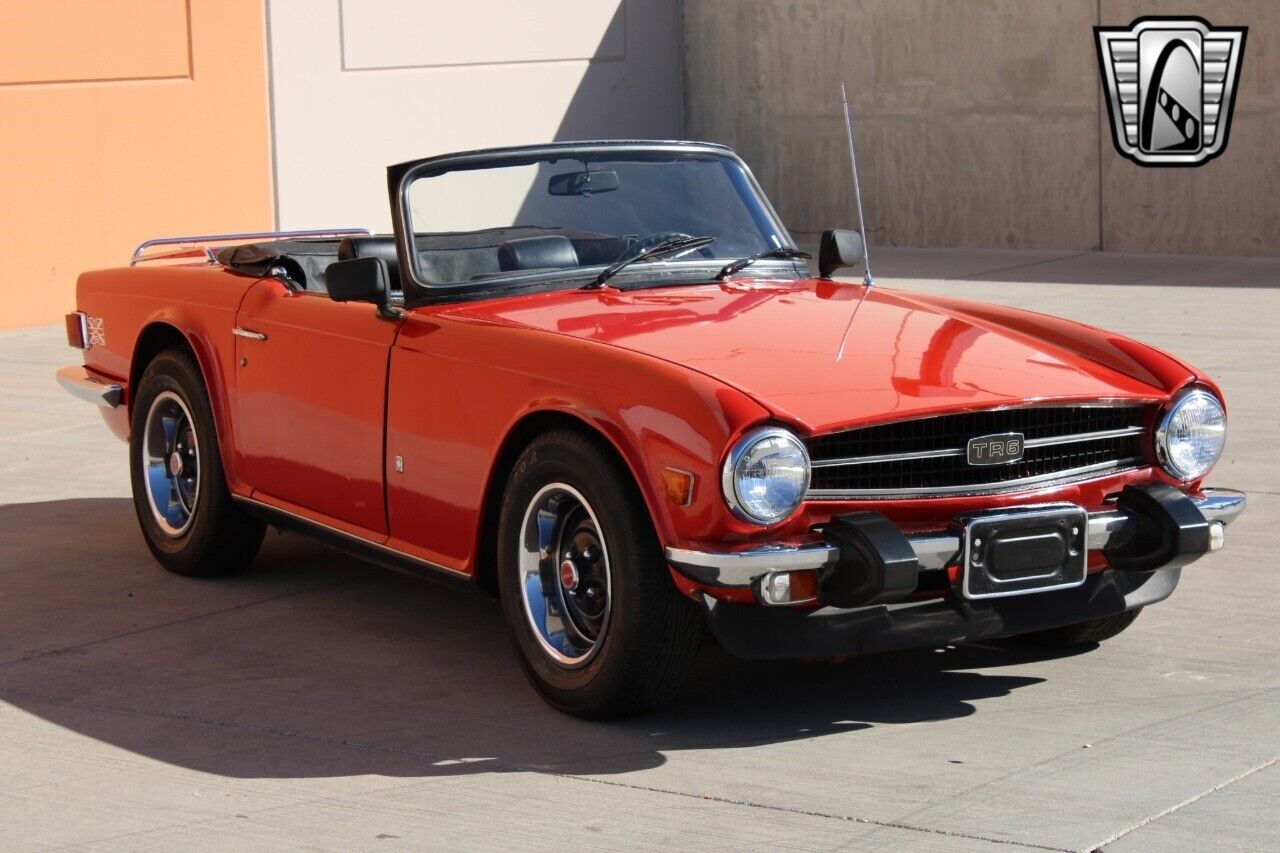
[338,236,400,289]
[497,235,579,272]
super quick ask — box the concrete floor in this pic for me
[2,248,1277,852]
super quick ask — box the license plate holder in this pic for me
[959,504,1088,600]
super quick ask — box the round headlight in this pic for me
[722,427,811,525]
[1155,389,1226,481]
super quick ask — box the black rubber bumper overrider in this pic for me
[1104,483,1212,572]
[820,511,921,607]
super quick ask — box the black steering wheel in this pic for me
[618,231,715,263]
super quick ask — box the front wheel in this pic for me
[129,349,265,576]
[496,430,701,718]
[1020,608,1143,647]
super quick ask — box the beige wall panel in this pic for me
[1100,0,1280,255]
[269,0,681,232]
[340,0,625,69]
[0,0,190,84]
[0,0,274,329]
[683,0,1101,249]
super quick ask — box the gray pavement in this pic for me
[2,247,1277,852]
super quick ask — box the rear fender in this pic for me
[75,266,257,493]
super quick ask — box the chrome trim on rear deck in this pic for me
[131,228,371,265]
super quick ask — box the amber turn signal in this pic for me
[661,467,696,506]
[65,312,88,349]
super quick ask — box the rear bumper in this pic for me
[668,484,1245,659]
[56,365,123,408]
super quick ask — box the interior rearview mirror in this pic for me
[818,229,866,279]
[548,169,620,196]
[326,257,389,304]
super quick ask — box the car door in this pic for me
[233,278,400,535]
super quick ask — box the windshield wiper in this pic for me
[587,235,716,289]
[715,246,812,280]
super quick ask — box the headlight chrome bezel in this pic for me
[721,426,812,525]
[1154,387,1227,482]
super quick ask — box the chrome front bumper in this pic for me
[666,488,1246,589]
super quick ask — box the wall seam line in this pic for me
[1097,0,1104,252]
[264,0,281,229]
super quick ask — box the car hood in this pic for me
[448,278,1195,433]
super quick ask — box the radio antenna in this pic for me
[840,82,874,287]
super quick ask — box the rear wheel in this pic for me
[129,349,265,576]
[496,429,701,718]
[1021,608,1143,647]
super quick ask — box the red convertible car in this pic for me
[59,141,1244,717]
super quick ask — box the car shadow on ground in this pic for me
[0,499,1087,780]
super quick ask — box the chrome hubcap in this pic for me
[518,483,612,667]
[142,391,200,537]
[559,558,580,591]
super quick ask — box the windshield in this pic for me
[400,149,794,292]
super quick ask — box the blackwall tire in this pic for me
[496,429,701,718]
[129,349,265,577]
[1021,607,1143,647]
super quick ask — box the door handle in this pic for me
[233,327,267,341]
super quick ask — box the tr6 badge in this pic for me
[967,433,1025,466]
[1095,17,1247,167]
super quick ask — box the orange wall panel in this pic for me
[0,0,272,329]
[0,0,191,84]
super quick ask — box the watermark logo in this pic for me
[1095,17,1246,167]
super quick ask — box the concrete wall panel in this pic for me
[1099,0,1280,255]
[684,0,1102,249]
[685,0,1278,256]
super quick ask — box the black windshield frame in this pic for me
[387,141,796,307]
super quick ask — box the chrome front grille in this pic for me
[806,404,1152,498]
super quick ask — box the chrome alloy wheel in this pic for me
[518,483,613,667]
[142,390,200,537]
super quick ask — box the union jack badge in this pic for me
[1095,17,1247,167]
[86,316,106,348]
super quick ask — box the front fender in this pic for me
[904,290,1215,396]
[385,313,772,574]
